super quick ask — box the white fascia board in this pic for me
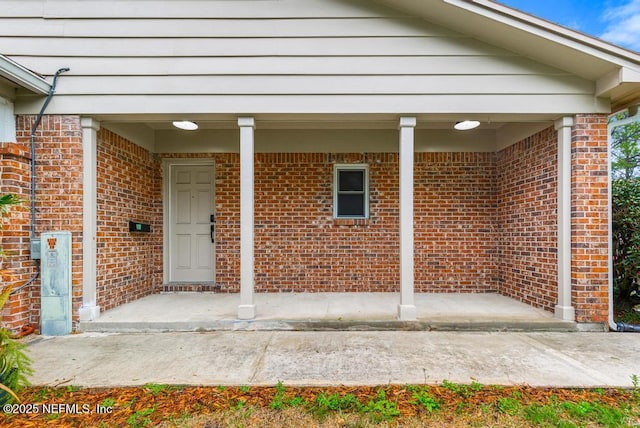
[448,0,640,67]
[0,55,50,95]
[596,67,640,97]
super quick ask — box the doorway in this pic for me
[165,161,216,283]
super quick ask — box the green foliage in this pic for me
[0,328,33,404]
[612,178,640,301]
[268,381,308,411]
[523,403,567,427]
[239,385,251,393]
[310,392,361,420]
[441,379,483,398]
[561,401,626,427]
[0,194,22,258]
[142,383,167,396]
[126,406,155,428]
[232,398,245,410]
[0,194,22,219]
[0,194,32,405]
[611,115,640,320]
[521,398,627,428]
[496,397,521,416]
[618,308,640,324]
[100,397,116,408]
[307,387,402,423]
[611,115,640,179]
[361,387,401,423]
[269,381,286,410]
[408,385,440,413]
[285,395,306,408]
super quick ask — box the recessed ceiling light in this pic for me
[454,120,480,131]
[172,120,198,131]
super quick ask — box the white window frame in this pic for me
[333,164,369,219]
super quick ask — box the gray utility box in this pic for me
[40,231,72,336]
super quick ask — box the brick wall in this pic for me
[254,153,400,292]
[96,128,163,311]
[415,152,498,292]
[496,127,559,313]
[160,152,500,293]
[0,142,33,331]
[1,115,84,331]
[571,114,609,323]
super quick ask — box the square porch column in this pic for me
[398,117,417,321]
[238,117,256,319]
[79,117,100,321]
[555,116,575,321]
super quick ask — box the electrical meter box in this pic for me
[40,231,72,336]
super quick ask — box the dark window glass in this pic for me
[338,170,364,192]
[336,167,366,218]
[337,194,365,216]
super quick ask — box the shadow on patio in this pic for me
[78,293,594,333]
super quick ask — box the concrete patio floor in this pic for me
[79,292,598,332]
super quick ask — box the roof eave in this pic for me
[466,0,640,65]
[0,54,51,95]
[376,0,640,110]
[461,0,640,111]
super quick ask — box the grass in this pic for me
[408,385,440,413]
[126,406,156,428]
[142,383,168,396]
[3,382,640,427]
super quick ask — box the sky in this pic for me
[499,0,640,52]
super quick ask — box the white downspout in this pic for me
[608,118,618,331]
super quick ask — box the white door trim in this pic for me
[162,159,216,284]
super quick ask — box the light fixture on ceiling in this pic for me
[172,120,199,131]
[454,120,480,131]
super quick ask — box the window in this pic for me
[334,164,369,218]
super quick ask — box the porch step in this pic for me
[79,318,598,333]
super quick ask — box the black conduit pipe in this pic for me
[30,67,69,239]
[616,322,640,332]
[10,67,69,296]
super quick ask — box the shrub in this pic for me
[0,194,33,403]
[612,178,640,301]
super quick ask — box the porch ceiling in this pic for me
[97,113,554,154]
[94,112,560,131]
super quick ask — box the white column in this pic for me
[398,117,417,321]
[238,117,256,319]
[79,117,100,321]
[555,116,575,321]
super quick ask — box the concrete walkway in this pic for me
[27,331,640,388]
[79,292,589,332]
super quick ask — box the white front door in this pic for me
[169,164,215,282]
